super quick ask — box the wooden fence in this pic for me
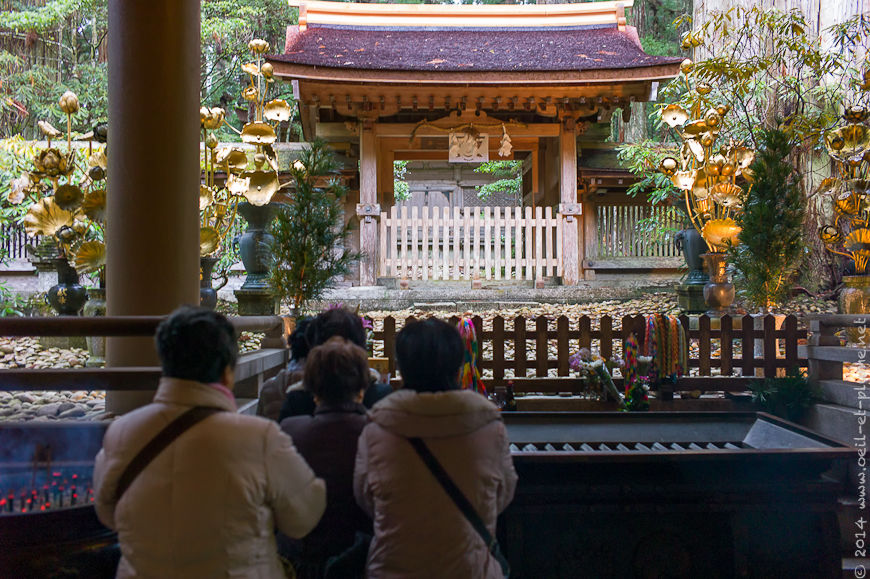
[379,205,561,282]
[0,223,38,260]
[595,203,680,259]
[370,313,807,393]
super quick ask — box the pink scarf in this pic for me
[209,382,237,410]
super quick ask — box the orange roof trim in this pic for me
[290,0,631,32]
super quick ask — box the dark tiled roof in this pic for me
[272,25,682,73]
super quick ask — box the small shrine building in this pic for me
[268,0,681,287]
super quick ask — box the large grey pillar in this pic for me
[106,0,201,413]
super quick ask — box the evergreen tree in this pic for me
[268,139,359,311]
[729,127,805,312]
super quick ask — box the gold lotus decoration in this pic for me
[819,84,870,274]
[653,41,755,253]
[14,92,109,281]
[73,240,106,274]
[197,38,298,259]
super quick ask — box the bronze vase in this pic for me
[701,252,735,315]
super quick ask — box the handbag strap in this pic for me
[114,406,222,502]
[407,437,498,552]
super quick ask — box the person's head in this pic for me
[307,307,366,349]
[395,318,463,393]
[288,317,312,362]
[304,337,369,406]
[155,306,238,386]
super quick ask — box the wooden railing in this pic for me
[370,313,807,393]
[379,205,561,282]
[0,316,290,402]
[0,223,39,261]
[594,203,680,259]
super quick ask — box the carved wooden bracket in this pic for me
[356,203,381,217]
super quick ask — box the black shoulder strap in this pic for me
[114,406,222,502]
[407,436,509,576]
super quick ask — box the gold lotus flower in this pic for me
[242,86,258,102]
[261,62,274,79]
[241,122,277,145]
[711,182,743,208]
[696,82,713,95]
[671,170,696,191]
[242,63,260,77]
[661,104,688,128]
[716,104,730,117]
[33,148,72,178]
[205,133,219,149]
[826,125,870,161]
[845,105,869,124]
[200,185,215,210]
[248,39,270,54]
[200,226,220,256]
[200,107,225,130]
[54,184,84,211]
[58,91,79,115]
[731,147,755,170]
[659,157,678,176]
[227,173,250,197]
[701,218,741,249]
[704,109,721,128]
[740,167,756,184]
[89,150,108,170]
[24,198,74,237]
[846,228,870,257]
[819,225,841,244]
[699,131,716,148]
[73,240,105,274]
[264,99,293,123]
[7,175,30,205]
[82,189,107,222]
[242,170,279,205]
[680,59,694,74]
[216,147,249,173]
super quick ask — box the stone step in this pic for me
[820,380,867,410]
[803,403,860,447]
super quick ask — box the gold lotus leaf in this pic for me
[701,218,741,249]
[740,167,756,184]
[825,129,845,153]
[692,181,709,200]
[836,194,861,215]
[681,139,705,163]
[696,198,714,218]
[662,104,689,128]
[680,59,694,74]
[216,147,249,173]
[731,147,755,170]
[845,228,870,257]
[819,225,841,244]
[264,99,293,123]
[88,150,108,170]
[845,105,869,124]
[242,170,279,206]
[241,122,277,145]
[82,189,106,222]
[242,63,260,77]
[54,184,84,211]
[227,173,250,197]
[683,120,708,136]
[200,226,220,256]
[671,170,696,191]
[711,182,743,208]
[73,240,105,274]
[7,175,30,205]
[200,185,215,210]
[24,198,74,237]
[846,179,870,195]
[659,157,678,176]
[38,120,63,139]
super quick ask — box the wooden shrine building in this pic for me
[268,0,681,287]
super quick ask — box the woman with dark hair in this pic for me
[354,318,517,578]
[280,337,373,578]
[278,307,392,421]
[258,317,313,421]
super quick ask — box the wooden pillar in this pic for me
[358,121,379,286]
[559,118,581,286]
[106,0,201,413]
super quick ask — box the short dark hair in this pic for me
[307,307,366,349]
[395,318,463,392]
[288,317,312,361]
[155,306,238,383]
[305,337,369,405]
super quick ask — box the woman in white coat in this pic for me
[94,306,326,578]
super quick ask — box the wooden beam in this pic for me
[375,123,559,139]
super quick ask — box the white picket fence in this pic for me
[379,206,561,281]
